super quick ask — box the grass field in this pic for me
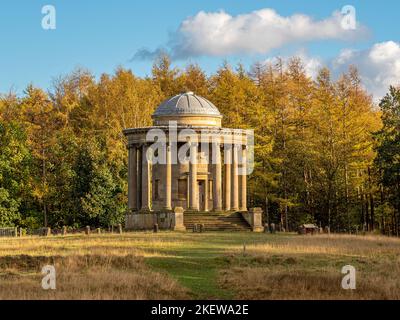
[0,231,399,300]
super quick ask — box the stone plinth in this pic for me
[125,207,186,231]
[241,207,264,232]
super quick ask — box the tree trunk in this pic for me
[368,167,375,231]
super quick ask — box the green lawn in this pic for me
[144,232,275,299]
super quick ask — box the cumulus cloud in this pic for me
[263,42,400,101]
[133,8,368,60]
[332,41,400,99]
[264,50,323,79]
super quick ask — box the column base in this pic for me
[172,225,187,232]
[138,208,152,213]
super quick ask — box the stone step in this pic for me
[185,225,250,229]
[185,225,250,230]
[185,223,247,227]
[185,223,247,228]
[183,212,252,231]
[187,220,245,222]
[186,219,245,222]
[184,217,241,220]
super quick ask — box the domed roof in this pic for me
[153,92,221,117]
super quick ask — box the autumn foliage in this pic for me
[0,54,398,234]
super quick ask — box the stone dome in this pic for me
[152,92,222,127]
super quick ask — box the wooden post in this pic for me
[96,228,101,234]
[46,227,51,237]
[85,226,90,235]
[62,226,67,236]
[118,224,123,234]
[153,223,159,233]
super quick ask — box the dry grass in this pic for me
[220,234,400,300]
[0,234,190,300]
[1,232,400,299]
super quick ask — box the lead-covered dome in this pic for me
[152,92,222,127]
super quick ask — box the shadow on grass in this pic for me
[146,255,234,299]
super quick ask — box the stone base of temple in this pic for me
[241,207,264,232]
[125,207,264,232]
[125,207,186,231]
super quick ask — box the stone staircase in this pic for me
[184,211,252,232]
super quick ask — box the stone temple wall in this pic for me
[125,207,186,231]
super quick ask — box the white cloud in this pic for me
[332,41,400,99]
[263,50,323,79]
[260,42,400,101]
[133,8,367,60]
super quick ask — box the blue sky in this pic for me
[0,0,399,98]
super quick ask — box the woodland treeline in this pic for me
[0,55,399,234]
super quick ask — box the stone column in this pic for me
[164,144,172,210]
[141,144,151,211]
[239,146,247,211]
[204,177,209,212]
[137,146,142,209]
[189,142,198,210]
[231,144,239,211]
[224,144,232,211]
[212,142,222,211]
[128,145,137,211]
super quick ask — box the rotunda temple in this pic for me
[123,92,262,231]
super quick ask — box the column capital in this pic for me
[212,141,223,149]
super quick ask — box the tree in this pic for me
[70,137,125,227]
[374,86,400,235]
[152,53,180,98]
[0,122,31,226]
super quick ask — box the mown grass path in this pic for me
[142,232,288,299]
